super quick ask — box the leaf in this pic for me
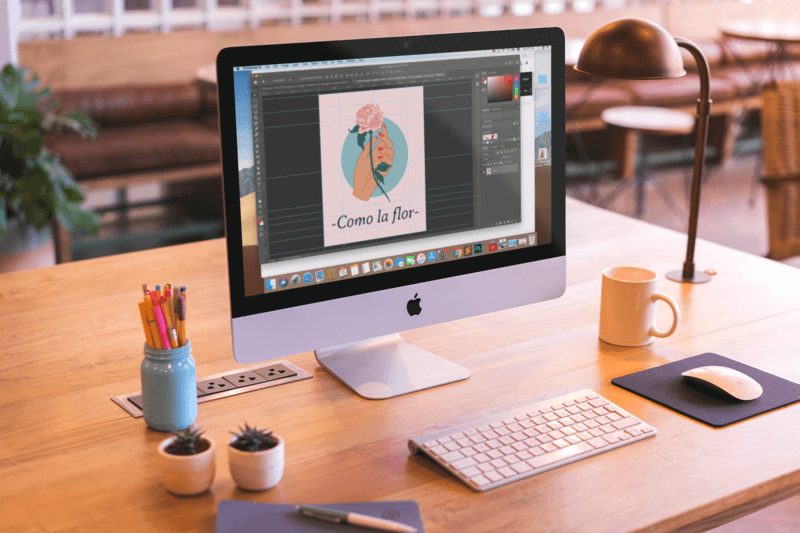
[373,169,384,184]
[55,200,100,235]
[348,125,359,133]
[357,132,367,149]
[375,162,391,172]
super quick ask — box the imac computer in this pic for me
[217,29,565,399]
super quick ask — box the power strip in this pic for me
[111,359,312,418]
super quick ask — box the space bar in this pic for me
[528,442,593,469]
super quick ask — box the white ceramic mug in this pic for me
[599,266,680,347]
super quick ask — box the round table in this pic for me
[599,106,695,218]
[718,19,800,83]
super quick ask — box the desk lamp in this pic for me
[575,18,712,283]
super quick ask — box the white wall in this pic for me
[1,0,21,64]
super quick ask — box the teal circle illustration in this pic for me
[341,118,408,199]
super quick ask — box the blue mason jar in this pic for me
[141,340,197,432]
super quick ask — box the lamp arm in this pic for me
[675,38,712,281]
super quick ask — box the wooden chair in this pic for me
[760,81,800,260]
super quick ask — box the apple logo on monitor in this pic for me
[407,293,422,316]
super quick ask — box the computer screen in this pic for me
[231,43,554,299]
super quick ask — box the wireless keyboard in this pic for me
[408,389,656,491]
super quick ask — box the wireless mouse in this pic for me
[681,366,763,401]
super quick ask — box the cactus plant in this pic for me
[230,423,278,452]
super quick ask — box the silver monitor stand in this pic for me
[315,333,470,400]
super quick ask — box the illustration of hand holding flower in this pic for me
[349,104,393,202]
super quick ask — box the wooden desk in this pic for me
[2,198,800,533]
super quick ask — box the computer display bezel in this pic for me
[217,28,566,320]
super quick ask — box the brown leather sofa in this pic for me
[46,82,220,186]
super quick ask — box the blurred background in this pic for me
[1,0,799,276]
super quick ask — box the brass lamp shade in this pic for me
[575,18,686,80]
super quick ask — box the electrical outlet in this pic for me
[254,363,298,382]
[196,378,234,394]
[222,370,268,388]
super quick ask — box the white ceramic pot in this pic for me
[228,434,284,491]
[157,435,216,496]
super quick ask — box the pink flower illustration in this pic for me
[355,104,384,134]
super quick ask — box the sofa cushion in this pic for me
[621,76,736,107]
[45,120,221,178]
[56,83,202,127]
[566,82,635,119]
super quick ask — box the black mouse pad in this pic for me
[611,353,800,427]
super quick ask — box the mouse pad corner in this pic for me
[611,352,800,427]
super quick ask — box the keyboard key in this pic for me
[471,474,490,486]
[552,439,570,449]
[626,428,642,437]
[536,434,553,444]
[560,417,575,426]
[523,428,539,437]
[577,431,592,441]
[607,413,622,422]
[565,435,582,445]
[549,430,566,439]
[524,438,540,447]
[529,446,546,456]
[438,436,452,444]
[504,454,521,464]
[601,425,616,434]
[452,457,478,469]
[572,423,588,432]
[596,415,611,425]
[514,415,529,422]
[532,416,547,425]
[550,404,564,411]
[584,419,600,428]
[482,430,499,440]
[499,436,515,445]
[512,442,528,452]
[423,440,438,448]
[555,409,570,418]
[490,458,508,469]
[461,447,477,457]
[499,446,516,455]
[586,393,600,400]
[535,424,550,434]
[611,407,631,418]
[461,466,481,477]
[486,439,503,449]
[507,423,523,432]
[578,402,593,411]
[465,428,478,436]
[478,463,495,472]
[490,422,504,429]
[561,427,577,436]
[543,413,558,422]
[487,450,504,459]
[583,411,598,419]
[612,418,639,431]
[601,434,620,444]
[641,426,655,434]
[589,398,609,408]
[498,467,517,478]
[452,432,465,439]
[571,414,587,423]
[430,445,447,455]
[473,443,490,453]
[566,406,581,415]
[501,417,516,425]
[444,442,461,451]
[476,425,491,432]
[593,407,609,416]
[470,435,487,445]
[519,420,536,429]
[473,453,491,463]
[441,451,465,462]
[485,471,504,482]
[588,437,607,449]
[516,451,533,461]
[457,438,473,447]
[618,432,632,441]
[495,427,512,436]
[547,421,564,430]
[527,442,593,468]
[511,462,533,474]
[540,443,558,453]
[588,428,605,437]
[511,432,527,442]
[561,398,577,407]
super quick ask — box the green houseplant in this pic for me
[157,426,216,495]
[228,423,284,491]
[0,63,99,268]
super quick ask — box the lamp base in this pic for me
[666,269,711,284]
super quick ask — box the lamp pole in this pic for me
[667,38,713,284]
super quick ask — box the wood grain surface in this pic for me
[1,198,799,533]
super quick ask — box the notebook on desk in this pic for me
[216,500,425,533]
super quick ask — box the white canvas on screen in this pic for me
[319,86,427,247]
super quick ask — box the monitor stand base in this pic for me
[315,333,470,400]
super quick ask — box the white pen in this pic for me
[296,505,417,533]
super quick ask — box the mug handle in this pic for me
[648,293,680,338]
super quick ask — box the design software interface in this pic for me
[234,46,553,296]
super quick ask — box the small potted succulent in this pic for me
[228,423,284,491]
[157,426,216,496]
